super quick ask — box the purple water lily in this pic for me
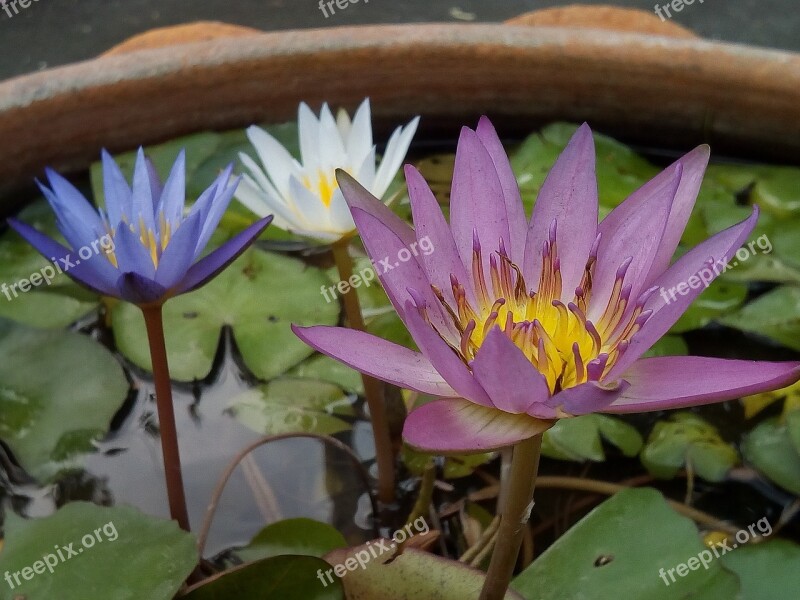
[294,118,800,453]
[9,149,272,306]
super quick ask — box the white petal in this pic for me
[347,98,373,162]
[298,102,321,169]
[238,151,282,201]
[336,107,352,139]
[236,175,300,230]
[288,176,331,230]
[319,103,347,168]
[373,116,420,198]
[245,126,298,199]
[328,188,357,232]
[355,146,377,190]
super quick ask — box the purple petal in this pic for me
[157,149,186,227]
[606,207,758,379]
[405,164,474,304]
[475,116,527,261]
[175,216,272,295]
[450,127,510,272]
[646,145,711,283]
[131,149,157,233]
[588,163,681,322]
[546,380,630,416]
[403,398,552,453]
[470,327,550,413]
[8,218,119,296]
[607,356,800,413]
[403,300,493,407]
[292,325,458,397]
[113,221,156,279]
[174,215,272,295]
[336,170,416,247]
[154,210,203,288]
[118,272,167,305]
[350,207,455,339]
[101,149,132,225]
[523,124,598,299]
[41,171,105,251]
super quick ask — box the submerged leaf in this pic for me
[236,518,346,564]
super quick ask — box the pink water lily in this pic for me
[293,118,800,453]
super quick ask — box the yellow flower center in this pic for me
[302,169,340,208]
[431,230,650,394]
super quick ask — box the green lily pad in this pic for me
[741,417,800,495]
[719,286,800,351]
[641,413,738,481]
[111,248,338,381]
[236,518,347,564]
[289,354,364,395]
[182,555,343,600]
[0,318,129,481]
[0,502,197,600]
[541,414,643,462]
[228,378,354,436]
[511,488,740,599]
[324,543,523,600]
[642,335,688,358]
[720,540,800,600]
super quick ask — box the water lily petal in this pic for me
[606,207,758,379]
[450,126,510,272]
[113,221,156,279]
[318,103,348,167]
[154,210,203,288]
[372,116,419,199]
[236,175,295,229]
[244,125,299,200]
[607,356,800,413]
[131,148,157,233]
[470,327,550,413]
[588,163,681,323]
[101,149,132,225]
[405,164,474,304]
[292,324,457,396]
[157,149,186,228]
[175,216,272,294]
[546,380,630,416]
[7,218,118,296]
[646,145,710,283]
[117,271,167,305]
[41,170,106,251]
[523,123,597,298]
[403,398,552,453]
[346,98,373,166]
[475,116,527,261]
[403,301,491,406]
[298,102,321,170]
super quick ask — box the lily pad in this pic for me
[642,335,688,358]
[541,414,643,462]
[640,413,739,482]
[720,540,800,600]
[401,445,494,479]
[236,518,347,564]
[228,378,354,436]
[111,248,338,381]
[181,555,343,600]
[741,417,800,495]
[289,354,365,395]
[511,488,740,599]
[325,543,523,600]
[0,318,129,481]
[719,286,800,351]
[670,281,748,333]
[0,502,197,600]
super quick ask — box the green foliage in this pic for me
[236,518,347,564]
[541,414,643,462]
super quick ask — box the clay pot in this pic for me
[1,6,799,200]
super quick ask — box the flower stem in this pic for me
[141,305,191,532]
[331,240,396,505]
[479,434,542,600]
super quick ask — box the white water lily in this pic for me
[235,99,419,242]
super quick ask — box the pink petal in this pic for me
[606,207,758,379]
[607,356,800,413]
[403,397,552,453]
[450,127,510,271]
[645,145,711,284]
[402,300,493,407]
[405,165,474,305]
[545,380,630,416]
[523,123,598,299]
[475,116,527,261]
[292,325,457,396]
[588,163,681,322]
[470,327,550,413]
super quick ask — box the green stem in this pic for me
[479,434,542,600]
[141,305,191,532]
[331,240,396,505]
